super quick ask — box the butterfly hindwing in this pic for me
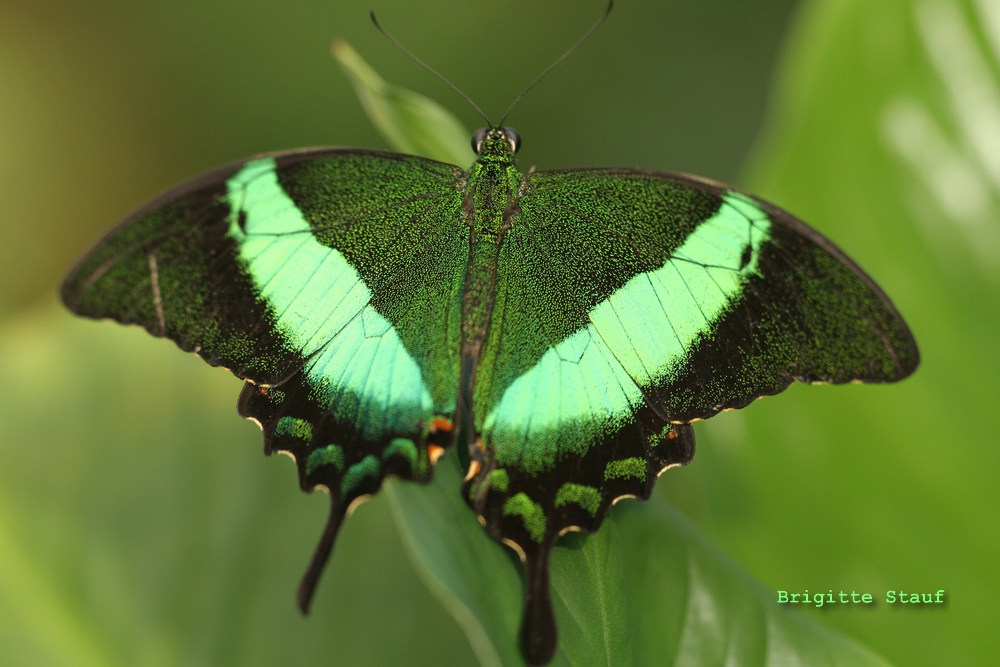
[61,148,469,609]
[463,412,694,663]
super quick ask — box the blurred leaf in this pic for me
[0,304,478,667]
[343,45,896,666]
[332,40,475,165]
[660,0,1000,665]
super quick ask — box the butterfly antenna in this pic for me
[498,0,614,128]
[370,11,493,128]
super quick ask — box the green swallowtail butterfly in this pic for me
[60,5,918,665]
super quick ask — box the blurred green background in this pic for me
[1,0,997,665]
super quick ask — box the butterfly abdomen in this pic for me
[459,159,521,365]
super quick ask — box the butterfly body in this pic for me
[62,129,917,665]
[457,132,521,445]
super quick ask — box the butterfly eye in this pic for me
[504,127,521,153]
[471,128,489,154]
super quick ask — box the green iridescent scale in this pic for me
[62,132,918,665]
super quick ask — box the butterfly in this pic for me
[60,7,919,667]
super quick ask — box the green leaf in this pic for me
[387,452,892,667]
[332,40,475,166]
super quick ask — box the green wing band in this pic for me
[226,157,435,437]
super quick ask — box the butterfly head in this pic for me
[472,127,520,158]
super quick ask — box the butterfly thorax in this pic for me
[457,134,523,436]
[466,136,520,236]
